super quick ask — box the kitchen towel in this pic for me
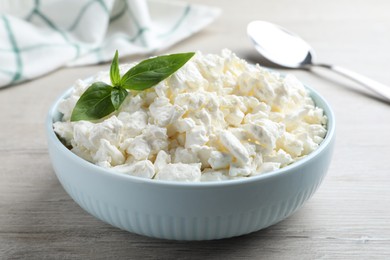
[0,0,220,87]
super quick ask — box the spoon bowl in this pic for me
[247,21,315,68]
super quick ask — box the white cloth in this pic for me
[0,0,220,87]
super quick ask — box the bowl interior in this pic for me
[47,84,335,187]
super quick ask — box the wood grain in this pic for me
[1,0,390,259]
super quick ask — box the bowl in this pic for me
[46,84,335,241]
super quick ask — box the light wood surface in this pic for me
[1,0,390,259]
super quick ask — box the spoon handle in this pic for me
[315,63,390,102]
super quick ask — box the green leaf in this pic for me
[110,50,121,86]
[71,82,115,121]
[120,52,195,90]
[70,51,195,122]
[111,86,128,110]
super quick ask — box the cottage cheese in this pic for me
[53,49,327,182]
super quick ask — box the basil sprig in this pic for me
[70,51,195,121]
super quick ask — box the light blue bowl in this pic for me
[46,85,335,241]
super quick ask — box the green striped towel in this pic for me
[0,0,220,87]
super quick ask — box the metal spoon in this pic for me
[247,20,390,102]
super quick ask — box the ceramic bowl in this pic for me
[46,85,335,241]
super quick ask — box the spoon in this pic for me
[247,20,390,103]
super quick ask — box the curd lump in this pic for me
[54,49,327,182]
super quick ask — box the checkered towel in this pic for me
[0,0,220,87]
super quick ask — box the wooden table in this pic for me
[1,0,390,258]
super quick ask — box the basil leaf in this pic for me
[120,52,195,90]
[70,82,115,121]
[110,50,121,86]
[111,86,128,110]
[70,51,195,122]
